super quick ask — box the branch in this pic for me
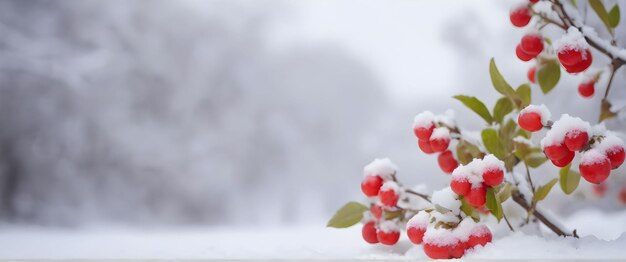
[512,191,579,238]
[405,189,432,203]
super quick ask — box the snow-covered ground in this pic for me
[0,209,625,259]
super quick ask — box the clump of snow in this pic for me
[482,154,505,172]
[453,217,478,242]
[533,1,558,19]
[460,130,486,152]
[363,158,397,179]
[451,164,470,182]
[423,226,459,247]
[413,111,435,129]
[554,27,590,55]
[407,211,430,229]
[431,187,461,212]
[591,123,608,137]
[512,172,533,203]
[380,181,400,194]
[540,114,591,148]
[430,127,450,140]
[580,149,608,165]
[378,220,399,233]
[432,210,460,224]
[595,133,625,154]
[451,155,503,189]
[520,104,551,125]
[435,109,456,128]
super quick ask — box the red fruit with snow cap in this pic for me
[407,227,426,245]
[562,50,593,74]
[510,6,532,27]
[378,182,400,207]
[516,44,534,61]
[564,129,589,152]
[438,150,459,174]
[377,222,400,245]
[451,178,471,196]
[361,175,383,197]
[579,150,612,184]
[362,221,379,244]
[414,124,435,140]
[483,168,504,187]
[467,225,493,248]
[423,243,450,259]
[370,204,382,220]
[606,146,625,169]
[558,48,584,66]
[449,242,467,259]
[521,34,544,56]
[551,150,575,167]
[518,111,543,132]
[466,185,487,208]
[430,137,450,153]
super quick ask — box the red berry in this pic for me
[379,188,399,207]
[361,175,383,197]
[414,124,435,140]
[564,129,589,152]
[407,227,426,245]
[418,139,435,154]
[467,228,492,248]
[563,50,592,74]
[423,243,451,259]
[544,143,569,161]
[580,154,611,184]
[521,34,544,56]
[377,229,400,245]
[528,66,536,83]
[430,136,450,153]
[619,187,626,204]
[362,221,379,244]
[516,44,534,61]
[448,242,466,259]
[371,204,383,220]
[606,146,625,169]
[558,48,583,66]
[438,150,459,174]
[451,178,471,196]
[578,80,594,98]
[551,150,575,167]
[510,6,532,27]
[592,183,607,197]
[518,111,543,132]
[483,168,504,187]
[466,185,487,208]
[529,0,539,3]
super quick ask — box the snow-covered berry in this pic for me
[544,143,569,160]
[550,150,575,167]
[519,104,550,132]
[377,221,400,245]
[510,5,532,27]
[481,155,505,187]
[451,178,471,196]
[362,221,379,244]
[406,211,429,245]
[466,224,492,249]
[579,150,612,184]
[413,111,436,140]
[438,150,459,174]
[564,129,589,152]
[596,135,626,169]
[578,79,595,98]
[555,28,593,74]
[370,204,383,220]
[466,185,486,208]
[430,127,451,152]
[378,181,400,207]
[361,175,383,197]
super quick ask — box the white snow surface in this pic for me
[380,180,400,193]
[0,209,625,259]
[554,27,590,54]
[412,110,435,129]
[363,158,397,179]
[430,126,450,140]
[406,211,430,229]
[580,149,609,165]
[596,134,625,154]
[431,187,461,213]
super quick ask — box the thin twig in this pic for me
[524,162,536,192]
[405,189,432,203]
[512,191,578,238]
[502,211,515,232]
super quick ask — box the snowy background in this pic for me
[1,0,626,258]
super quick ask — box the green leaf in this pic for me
[434,204,452,214]
[489,58,517,99]
[516,84,532,109]
[486,187,503,221]
[590,0,614,33]
[609,4,621,28]
[525,153,548,168]
[533,178,559,202]
[327,202,368,228]
[497,183,514,203]
[384,210,403,220]
[454,95,493,124]
[559,164,581,195]
[493,97,514,124]
[544,37,552,46]
[459,197,478,220]
[537,59,561,94]
[482,128,504,158]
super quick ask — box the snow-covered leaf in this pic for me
[537,59,560,94]
[454,95,493,124]
[326,202,368,228]
[559,164,580,195]
[533,178,558,202]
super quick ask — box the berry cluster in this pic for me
[417,215,492,259]
[413,111,459,174]
[450,155,505,208]
[518,104,551,132]
[516,33,544,62]
[555,28,593,74]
